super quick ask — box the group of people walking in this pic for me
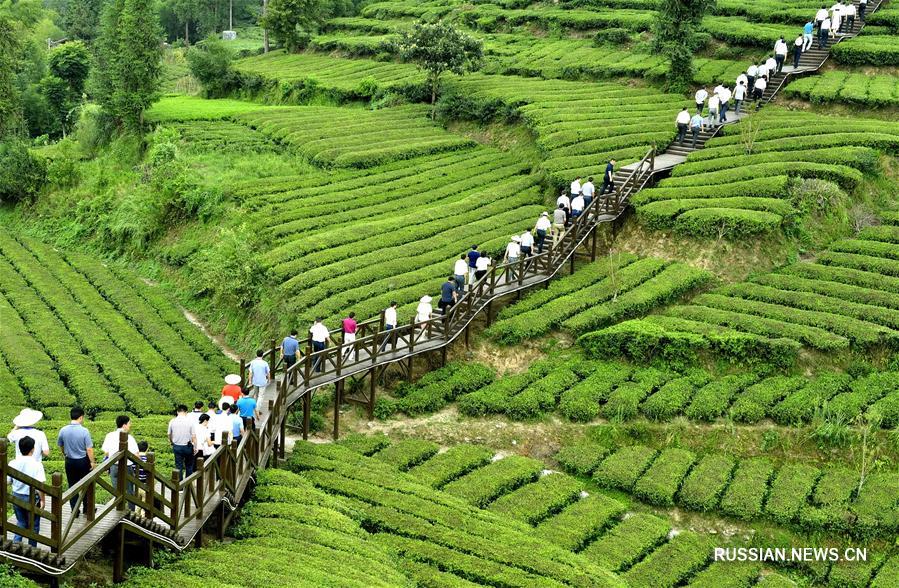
[4,378,264,544]
[676,1,861,147]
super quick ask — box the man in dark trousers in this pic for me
[57,407,95,516]
[600,159,616,195]
[438,276,457,315]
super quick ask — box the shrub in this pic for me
[623,531,714,588]
[674,208,783,238]
[678,453,736,511]
[535,494,625,551]
[488,473,583,525]
[872,555,899,588]
[633,448,696,506]
[186,36,240,97]
[832,36,899,66]
[338,433,391,456]
[555,442,612,476]
[442,455,543,507]
[719,457,775,520]
[373,439,439,471]
[506,366,580,419]
[764,464,820,525]
[581,513,670,572]
[559,362,631,422]
[0,140,47,204]
[641,375,708,420]
[770,373,850,425]
[398,362,495,416]
[408,444,495,488]
[729,376,806,423]
[593,28,631,44]
[594,445,657,490]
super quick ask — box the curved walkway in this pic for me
[0,0,885,580]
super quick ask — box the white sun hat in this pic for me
[13,408,43,428]
[511,236,521,242]
[224,374,241,385]
[420,295,432,303]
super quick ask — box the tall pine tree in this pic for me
[94,0,163,131]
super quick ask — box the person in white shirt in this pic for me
[716,85,732,123]
[736,73,748,89]
[746,64,759,89]
[520,229,535,257]
[7,437,46,547]
[712,83,725,98]
[193,414,214,458]
[859,0,867,22]
[414,295,433,341]
[101,415,140,497]
[212,400,233,447]
[556,191,570,214]
[844,2,856,30]
[707,95,720,127]
[504,236,521,280]
[733,80,747,114]
[453,254,468,293]
[8,409,50,462]
[764,57,777,78]
[581,177,595,208]
[831,3,842,34]
[309,318,332,373]
[534,212,552,253]
[694,87,708,115]
[815,6,829,32]
[793,35,804,69]
[570,177,581,198]
[247,350,270,398]
[774,37,788,73]
[753,77,767,109]
[675,107,691,144]
[570,194,585,218]
[474,254,491,281]
[819,16,832,48]
[379,301,398,352]
[552,204,567,238]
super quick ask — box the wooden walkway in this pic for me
[0,2,884,580]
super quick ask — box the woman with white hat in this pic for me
[8,409,50,462]
[505,235,522,280]
[221,373,242,404]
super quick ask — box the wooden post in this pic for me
[302,392,311,441]
[239,358,246,387]
[279,414,286,459]
[368,368,376,420]
[304,347,312,386]
[112,524,125,583]
[51,473,62,553]
[195,457,205,520]
[116,431,128,511]
[0,439,6,542]
[406,356,413,382]
[591,225,598,261]
[464,324,470,348]
[145,452,156,519]
[269,338,277,374]
[485,301,493,326]
[170,470,181,531]
[216,501,227,540]
[333,380,342,440]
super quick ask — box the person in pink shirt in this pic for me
[342,312,358,362]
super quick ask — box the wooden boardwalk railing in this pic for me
[4,14,875,569]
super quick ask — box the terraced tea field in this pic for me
[0,233,235,418]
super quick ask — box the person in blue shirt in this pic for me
[57,407,95,516]
[439,276,457,315]
[281,330,300,370]
[689,112,704,148]
[236,388,260,431]
[466,245,480,284]
[228,404,244,444]
[803,20,814,52]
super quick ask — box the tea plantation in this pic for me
[2,0,899,584]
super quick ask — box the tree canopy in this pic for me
[652,0,715,93]
[398,21,483,118]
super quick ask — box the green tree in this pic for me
[0,15,23,138]
[171,0,198,45]
[398,21,483,119]
[94,0,163,131]
[64,0,103,39]
[40,40,90,136]
[651,0,714,93]
[259,0,328,52]
[187,36,239,97]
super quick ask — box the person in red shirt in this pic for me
[342,312,358,362]
[220,374,242,404]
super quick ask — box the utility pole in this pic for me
[262,0,269,52]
